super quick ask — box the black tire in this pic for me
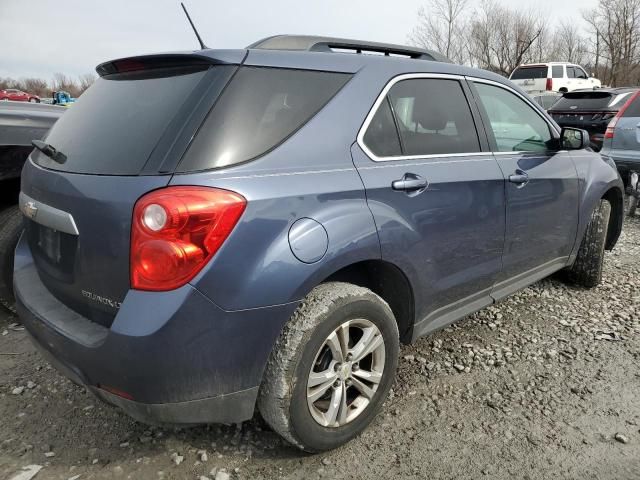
[0,205,23,310]
[628,195,638,217]
[258,282,399,452]
[565,199,611,288]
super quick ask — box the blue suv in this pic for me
[15,36,624,452]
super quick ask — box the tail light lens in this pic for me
[546,78,553,91]
[605,90,640,140]
[131,186,246,291]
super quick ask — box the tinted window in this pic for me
[363,98,402,157]
[567,66,577,78]
[575,67,588,79]
[385,79,480,156]
[511,67,548,80]
[475,83,552,152]
[552,66,564,78]
[178,67,350,172]
[34,67,209,175]
[550,91,622,111]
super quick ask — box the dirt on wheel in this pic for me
[1,216,639,480]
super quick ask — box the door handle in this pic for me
[392,173,428,193]
[509,170,529,187]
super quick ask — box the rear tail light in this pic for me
[131,186,246,291]
[605,91,640,140]
[546,78,553,91]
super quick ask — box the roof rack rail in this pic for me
[247,35,451,63]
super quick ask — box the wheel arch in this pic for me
[320,259,415,344]
[602,186,623,250]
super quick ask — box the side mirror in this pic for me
[561,127,590,150]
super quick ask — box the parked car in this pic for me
[0,101,64,309]
[52,91,76,106]
[0,88,40,103]
[14,35,624,452]
[549,87,639,152]
[531,92,561,111]
[510,62,601,94]
[598,89,640,185]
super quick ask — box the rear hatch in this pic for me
[509,66,548,93]
[548,90,635,149]
[21,56,238,327]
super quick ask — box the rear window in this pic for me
[177,67,351,172]
[622,93,640,117]
[550,91,629,112]
[510,66,548,80]
[34,66,209,175]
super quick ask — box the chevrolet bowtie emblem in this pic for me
[23,201,38,219]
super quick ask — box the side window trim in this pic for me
[357,73,487,162]
[466,77,563,154]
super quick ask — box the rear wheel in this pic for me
[0,205,23,310]
[258,282,399,452]
[564,199,611,288]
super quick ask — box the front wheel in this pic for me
[258,282,399,452]
[28,97,39,103]
[564,199,611,288]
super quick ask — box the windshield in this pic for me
[34,66,210,175]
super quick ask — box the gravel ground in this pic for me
[1,215,639,480]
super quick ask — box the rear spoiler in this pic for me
[95,51,247,77]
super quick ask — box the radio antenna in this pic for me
[181,2,208,50]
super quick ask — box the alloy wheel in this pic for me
[306,318,386,428]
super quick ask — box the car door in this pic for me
[469,79,580,300]
[352,75,506,336]
[574,66,590,90]
[566,66,585,92]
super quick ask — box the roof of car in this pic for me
[95,35,511,89]
[566,87,638,94]
[517,62,581,67]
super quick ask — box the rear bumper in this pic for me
[14,234,297,425]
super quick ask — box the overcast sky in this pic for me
[0,0,596,80]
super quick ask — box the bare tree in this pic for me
[78,73,96,94]
[553,21,588,65]
[584,0,640,86]
[468,0,545,76]
[408,0,470,64]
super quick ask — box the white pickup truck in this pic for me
[509,62,601,94]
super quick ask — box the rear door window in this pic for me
[474,83,553,152]
[567,67,577,79]
[552,66,564,78]
[177,67,351,172]
[34,66,211,175]
[385,78,480,156]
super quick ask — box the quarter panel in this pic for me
[171,165,380,311]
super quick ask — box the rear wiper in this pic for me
[31,140,67,164]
